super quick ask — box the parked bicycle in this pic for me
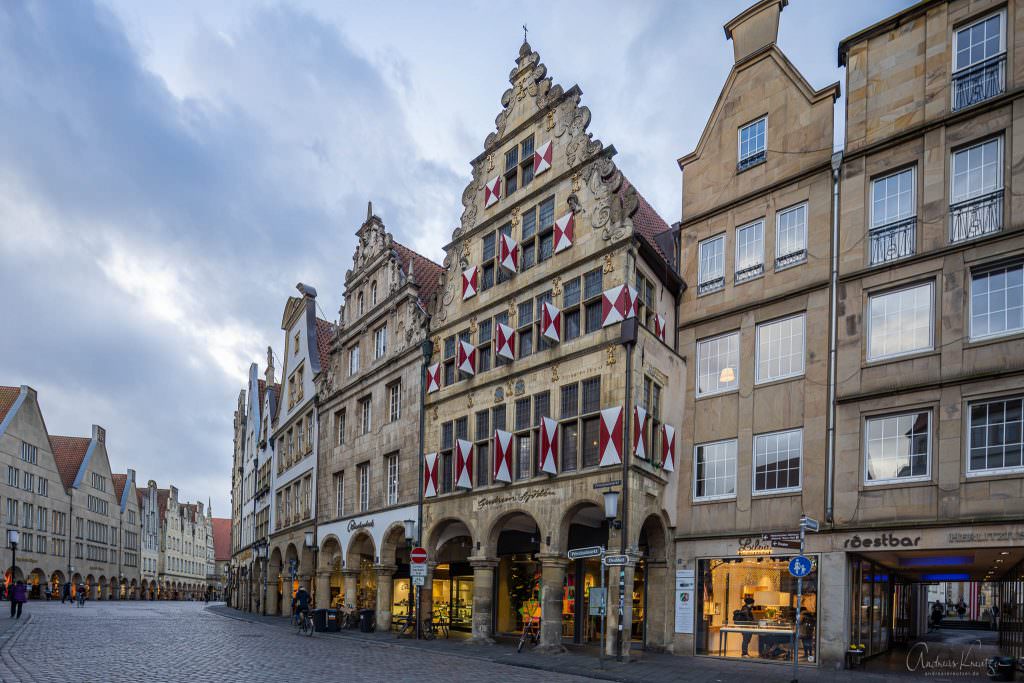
[517,613,540,653]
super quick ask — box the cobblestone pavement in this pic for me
[0,602,593,683]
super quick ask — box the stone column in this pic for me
[818,550,848,671]
[375,565,397,632]
[315,571,331,609]
[419,563,436,636]
[538,554,568,653]
[266,574,279,616]
[645,560,669,651]
[468,558,497,643]
[342,569,359,609]
[606,564,635,658]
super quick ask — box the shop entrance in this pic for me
[493,513,541,636]
[347,532,377,609]
[563,504,609,645]
[432,521,473,634]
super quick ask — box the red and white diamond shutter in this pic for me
[541,302,561,344]
[496,323,516,360]
[534,140,552,176]
[633,406,648,460]
[601,285,639,327]
[493,430,513,483]
[499,233,519,273]
[426,363,441,393]
[462,266,478,300]
[598,406,623,467]
[457,340,477,375]
[455,439,474,489]
[553,212,574,254]
[484,176,502,208]
[625,285,639,319]
[655,314,667,343]
[661,425,676,472]
[539,417,558,475]
[423,452,439,497]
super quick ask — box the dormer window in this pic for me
[738,116,767,171]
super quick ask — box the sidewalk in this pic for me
[208,605,899,683]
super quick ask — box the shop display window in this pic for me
[696,555,818,664]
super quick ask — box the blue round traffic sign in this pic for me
[788,555,812,578]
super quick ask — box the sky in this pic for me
[0,0,910,517]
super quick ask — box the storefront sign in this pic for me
[737,536,773,555]
[475,487,556,510]
[947,530,1024,544]
[347,518,375,532]
[842,533,921,549]
[674,570,694,634]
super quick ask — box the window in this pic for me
[698,235,725,294]
[563,277,582,341]
[753,429,802,494]
[865,411,931,484]
[386,452,399,506]
[37,507,47,531]
[389,382,401,422]
[480,223,513,292]
[583,268,604,333]
[867,283,933,361]
[950,137,1003,243]
[696,332,739,397]
[504,145,519,196]
[336,409,346,446]
[642,377,663,461]
[374,325,388,359]
[737,116,766,170]
[357,292,364,316]
[5,500,15,525]
[518,300,534,359]
[756,314,805,383]
[968,396,1023,475]
[734,219,764,282]
[5,467,15,488]
[970,263,1023,340]
[580,378,602,469]
[520,196,556,269]
[514,398,531,480]
[359,397,372,434]
[348,346,360,376]
[371,281,378,306]
[952,10,1006,111]
[22,503,32,529]
[869,169,916,264]
[443,335,456,385]
[475,410,490,487]
[22,472,33,492]
[634,272,655,329]
[477,319,492,373]
[37,478,47,497]
[440,422,454,494]
[694,440,737,500]
[532,392,551,472]
[775,203,808,268]
[520,136,535,188]
[20,442,36,465]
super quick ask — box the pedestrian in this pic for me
[956,600,967,620]
[76,582,86,607]
[9,581,26,619]
[734,596,756,657]
[61,581,70,604]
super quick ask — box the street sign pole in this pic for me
[600,556,606,669]
[793,519,804,683]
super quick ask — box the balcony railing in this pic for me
[734,263,763,283]
[774,249,807,270]
[952,55,1006,112]
[869,217,916,265]
[949,190,1003,244]
[697,276,725,295]
[737,150,766,172]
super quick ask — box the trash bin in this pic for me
[359,608,375,633]
[311,608,328,632]
[324,609,340,632]
[988,657,1016,681]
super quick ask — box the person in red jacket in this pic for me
[9,581,27,619]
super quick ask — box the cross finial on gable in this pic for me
[366,201,373,221]
[522,24,528,43]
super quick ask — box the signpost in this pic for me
[568,545,609,667]
[410,547,427,564]
[568,546,604,560]
[592,480,621,490]
[791,515,819,683]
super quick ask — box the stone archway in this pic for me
[97,576,108,601]
[130,579,138,600]
[488,512,544,639]
[375,523,410,632]
[634,513,671,652]
[558,502,611,646]
[85,574,96,600]
[268,547,284,615]
[284,543,300,610]
[318,535,343,609]
[345,532,376,610]
[50,570,66,601]
[423,518,476,639]
[27,568,45,599]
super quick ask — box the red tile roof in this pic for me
[392,241,444,314]
[136,489,144,508]
[0,386,20,426]
[621,179,672,262]
[49,435,91,490]
[112,473,127,502]
[314,317,334,372]
[211,517,232,561]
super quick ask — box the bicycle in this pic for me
[294,609,314,637]
[517,613,540,653]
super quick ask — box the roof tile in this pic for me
[392,242,444,314]
[0,386,20,426]
[49,435,91,490]
[211,518,232,561]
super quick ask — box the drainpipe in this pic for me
[416,338,434,640]
[618,316,638,662]
[825,151,843,525]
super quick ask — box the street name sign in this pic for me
[568,546,604,560]
[603,554,630,567]
[592,480,621,490]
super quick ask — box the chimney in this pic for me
[128,468,136,484]
[265,346,275,387]
[170,485,178,503]
[724,0,786,64]
[92,424,106,444]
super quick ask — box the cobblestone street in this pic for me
[0,602,596,683]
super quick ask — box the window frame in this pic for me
[734,218,764,282]
[952,9,1007,73]
[697,234,726,294]
[863,410,933,486]
[950,136,1004,206]
[775,202,809,268]
[966,395,1024,477]
[737,115,767,169]
[969,261,1024,341]
[693,439,738,502]
[695,330,740,398]
[871,167,916,229]
[751,428,804,496]
[866,281,935,362]
[754,313,806,385]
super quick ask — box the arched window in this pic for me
[357,292,364,316]
[371,281,378,306]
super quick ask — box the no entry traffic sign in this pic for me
[411,547,427,564]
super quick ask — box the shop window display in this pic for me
[696,556,818,663]
[431,563,474,632]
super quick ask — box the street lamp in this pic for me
[304,530,318,607]
[6,530,18,592]
[602,490,620,527]
[403,519,416,543]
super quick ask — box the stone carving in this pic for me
[469,316,478,335]
[514,379,525,396]
[467,393,474,409]
[494,387,504,404]
[606,347,616,366]
[551,276,562,297]
[603,254,614,274]
[551,364,559,383]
